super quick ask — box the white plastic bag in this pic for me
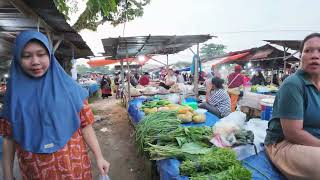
[211,111,247,147]
[99,175,111,180]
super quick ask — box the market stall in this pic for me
[100,35,213,107]
[128,95,284,180]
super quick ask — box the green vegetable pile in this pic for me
[146,142,213,160]
[140,99,171,109]
[135,104,252,179]
[181,148,251,179]
[190,164,252,180]
[145,126,213,148]
[135,111,180,152]
[181,148,236,175]
[234,130,254,145]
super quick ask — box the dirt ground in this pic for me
[89,96,154,180]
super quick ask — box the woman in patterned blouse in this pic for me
[1,31,110,179]
[199,77,231,118]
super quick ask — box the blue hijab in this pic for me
[3,31,88,153]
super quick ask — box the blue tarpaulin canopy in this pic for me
[177,67,191,72]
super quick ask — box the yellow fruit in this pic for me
[178,108,189,114]
[177,114,193,123]
[193,114,206,123]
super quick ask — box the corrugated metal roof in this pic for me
[0,0,93,73]
[203,44,299,69]
[264,40,301,51]
[101,35,213,59]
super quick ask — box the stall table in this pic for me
[127,98,284,180]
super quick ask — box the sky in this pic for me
[75,0,320,66]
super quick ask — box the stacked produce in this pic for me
[135,111,181,152]
[141,99,206,124]
[190,164,252,180]
[251,84,278,93]
[141,99,178,114]
[177,106,205,124]
[146,142,213,160]
[135,99,252,179]
[154,126,213,147]
[180,148,251,179]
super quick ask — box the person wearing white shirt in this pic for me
[175,70,185,83]
[159,68,177,89]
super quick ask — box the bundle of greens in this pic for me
[234,129,254,145]
[180,148,239,176]
[135,111,180,152]
[144,126,213,148]
[190,164,252,180]
[140,99,171,109]
[146,142,213,160]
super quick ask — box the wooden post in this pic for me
[126,42,131,103]
[194,43,199,98]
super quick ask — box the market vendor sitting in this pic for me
[159,68,177,89]
[199,77,231,118]
[264,33,320,179]
[251,69,265,85]
[139,72,150,86]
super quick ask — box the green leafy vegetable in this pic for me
[135,111,180,152]
[146,143,213,160]
[190,164,252,180]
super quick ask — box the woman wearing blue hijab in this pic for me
[1,31,110,179]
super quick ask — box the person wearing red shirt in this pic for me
[227,65,245,112]
[139,72,150,86]
[227,65,244,88]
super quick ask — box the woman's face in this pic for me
[301,37,320,75]
[20,41,50,78]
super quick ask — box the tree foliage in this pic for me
[200,43,227,60]
[54,0,151,31]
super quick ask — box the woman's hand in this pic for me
[96,157,110,175]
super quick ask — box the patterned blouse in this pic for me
[0,100,94,180]
[207,89,231,117]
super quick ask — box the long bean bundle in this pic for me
[135,111,181,152]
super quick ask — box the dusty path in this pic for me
[89,97,152,180]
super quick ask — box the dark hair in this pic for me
[300,33,320,53]
[211,77,224,89]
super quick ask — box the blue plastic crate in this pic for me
[185,97,197,103]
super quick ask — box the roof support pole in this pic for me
[166,54,169,70]
[126,42,131,103]
[150,57,167,66]
[194,43,199,98]
[189,47,196,55]
[37,18,40,32]
[53,39,63,53]
[283,47,289,74]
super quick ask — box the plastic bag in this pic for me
[211,111,247,147]
[99,175,111,180]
